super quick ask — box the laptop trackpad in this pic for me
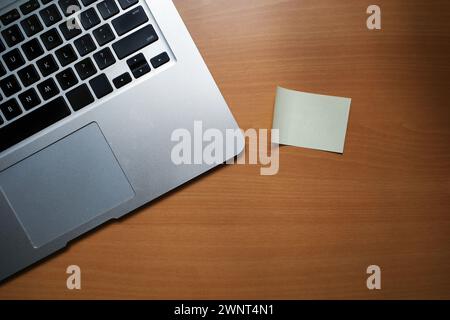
[0,123,135,248]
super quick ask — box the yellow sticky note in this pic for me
[272,87,351,153]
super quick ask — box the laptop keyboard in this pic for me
[0,0,172,153]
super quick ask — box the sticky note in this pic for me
[272,87,351,153]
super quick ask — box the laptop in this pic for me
[0,0,244,281]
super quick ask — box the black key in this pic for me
[93,47,115,70]
[0,97,71,153]
[21,38,44,61]
[118,0,138,10]
[17,65,40,87]
[41,0,53,4]
[1,25,25,47]
[36,54,59,76]
[40,28,63,50]
[66,84,94,111]
[2,49,25,71]
[97,0,119,20]
[56,68,78,90]
[113,72,131,89]
[131,62,150,79]
[112,25,158,60]
[59,18,82,40]
[79,8,100,30]
[81,0,98,5]
[92,24,115,46]
[89,73,112,99]
[39,4,62,27]
[150,52,170,69]
[0,9,21,26]
[21,14,44,37]
[0,61,6,77]
[20,0,41,15]
[127,53,150,79]
[58,0,81,17]
[37,78,60,100]
[127,53,145,69]
[55,44,77,66]
[19,88,41,110]
[0,75,21,97]
[74,57,97,80]
[0,40,5,53]
[112,6,148,36]
[74,34,96,56]
[0,99,22,121]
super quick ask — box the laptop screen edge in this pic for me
[0,0,19,11]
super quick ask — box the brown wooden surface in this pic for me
[1,0,449,299]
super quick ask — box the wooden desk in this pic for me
[1,0,449,299]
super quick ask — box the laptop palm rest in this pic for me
[0,123,135,249]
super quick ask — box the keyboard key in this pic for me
[0,40,5,53]
[66,84,94,111]
[1,25,25,47]
[126,53,145,70]
[97,0,119,20]
[59,18,82,40]
[93,47,115,70]
[150,52,170,69]
[0,9,21,26]
[74,57,97,80]
[113,72,131,89]
[37,78,60,100]
[118,0,138,10]
[55,44,77,66]
[3,49,25,71]
[58,0,81,17]
[81,0,98,5]
[40,4,62,27]
[0,75,22,97]
[19,88,41,110]
[131,62,150,79]
[0,97,71,153]
[74,34,96,56]
[79,7,100,30]
[20,0,41,15]
[112,25,158,60]
[93,24,115,46]
[112,6,148,36]
[21,14,44,37]
[37,54,59,77]
[41,0,53,4]
[56,68,79,90]
[0,99,22,121]
[22,38,44,61]
[17,65,40,87]
[89,73,112,99]
[41,28,63,50]
[127,53,150,79]
[0,61,6,77]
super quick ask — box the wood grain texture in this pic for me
[0,0,449,299]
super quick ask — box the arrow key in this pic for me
[131,63,150,79]
[150,52,170,69]
[113,72,132,89]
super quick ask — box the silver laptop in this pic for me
[0,0,243,281]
